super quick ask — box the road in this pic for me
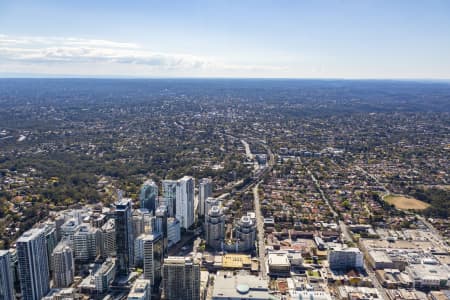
[253,183,267,278]
[300,157,338,219]
[339,220,353,242]
[241,139,255,160]
[226,134,275,279]
[304,159,389,299]
[355,165,389,195]
[364,260,389,300]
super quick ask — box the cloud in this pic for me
[0,34,287,76]
[0,35,211,70]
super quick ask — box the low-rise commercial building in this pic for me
[329,248,364,270]
[128,279,151,300]
[212,272,272,300]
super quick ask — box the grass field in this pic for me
[384,194,430,210]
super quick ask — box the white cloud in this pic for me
[0,34,287,76]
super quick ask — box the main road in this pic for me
[303,158,389,299]
[253,183,267,278]
[225,134,275,279]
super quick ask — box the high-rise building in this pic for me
[176,176,195,229]
[128,279,151,300]
[162,180,177,217]
[17,228,50,300]
[205,206,224,250]
[140,180,158,214]
[167,218,181,248]
[134,234,146,268]
[155,205,168,254]
[91,213,107,228]
[100,218,116,258]
[328,248,364,270]
[235,216,256,252]
[51,241,75,288]
[42,223,58,272]
[73,224,99,263]
[205,197,220,219]
[162,256,200,300]
[133,208,151,237]
[54,215,65,241]
[8,249,19,290]
[93,258,116,293]
[0,250,15,300]
[143,233,164,289]
[60,218,79,242]
[115,198,134,275]
[199,178,213,217]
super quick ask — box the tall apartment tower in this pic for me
[143,233,164,290]
[235,215,256,252]
[115,198,134,275]
[0,250,15,300]
[100,218,116,258]
[133,208,151,237]
[205,206,225,250]
[176,176,195,229]
[73,224,99,263]
[162,180,177,217]
[199,178,213,217]
[16,228,50,300]
[162,256,200,300]
[205,197,220,219]
[51,241,75,288]
[140,180,158,214]
[155,205,168,255]
[42,223,58,272]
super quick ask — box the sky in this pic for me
[0,0,449,79]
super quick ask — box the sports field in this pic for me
[384,194,430,210]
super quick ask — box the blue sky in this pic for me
[0,0,449,78]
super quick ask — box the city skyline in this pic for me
[1,0,450,79]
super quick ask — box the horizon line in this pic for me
[1,74,450,83]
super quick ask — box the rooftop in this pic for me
[212,272,271,299]
[17,228,44,243]
[128,279,150,298]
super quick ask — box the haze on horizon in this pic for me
[0,0,449,79]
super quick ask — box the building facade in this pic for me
[162,180,177,217]
[140,180,158,214]
[17,228,50,300]
[73,224,99,263]
[205,197,220,220]
[328,248,364,270]
[176,176,195,229]
[235,216,256,252]
[162,256,200,300]
[155,205,168,254]
[0,250,15,300]
[115,198,134,275]
[205,206,224,250]
[167,217,181,248]
[143,233,164,289]
[100,218,116,258]
[52,241,75,288]
[133,208,151,238]
[199,178,213,217]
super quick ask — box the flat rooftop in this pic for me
[212,272,270,300]
[222,254,252,269]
